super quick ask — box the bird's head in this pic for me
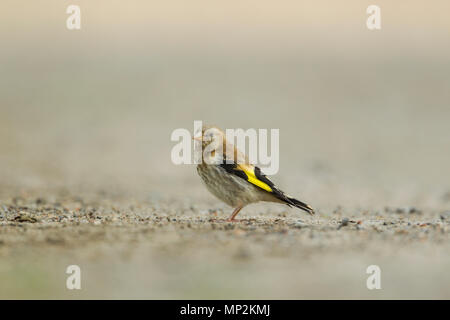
[193,125,226,164]
[193,125,224,147]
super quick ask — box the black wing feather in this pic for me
[220,163,314,215]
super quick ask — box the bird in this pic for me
[194,125,314,222]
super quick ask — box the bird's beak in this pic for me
[192,136,202,142]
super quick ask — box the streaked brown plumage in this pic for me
[195,125,314,222]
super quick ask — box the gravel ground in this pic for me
[1,187,449,299]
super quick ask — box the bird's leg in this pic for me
[227,206,243,222]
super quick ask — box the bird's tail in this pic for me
[286,196,315,215]
[270,187,315,215]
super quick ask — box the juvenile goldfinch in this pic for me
[194,125,314,222]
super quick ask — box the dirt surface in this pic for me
[1,1,450,299]
[1,186,449,299]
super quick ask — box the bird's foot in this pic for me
[208,218,241,223]
[208,218,254,223]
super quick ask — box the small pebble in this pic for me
[337,218,349,230]
[440,212,450,221]
[293,220,308,229]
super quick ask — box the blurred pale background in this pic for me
[0,1,449,299]
[1,0,450,207]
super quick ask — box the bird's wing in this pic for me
[221,141,276,193]
[219,162,275,193]
[216,128,314,214]
[219,162,315,215]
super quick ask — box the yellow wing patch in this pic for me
[237,165,273,193]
